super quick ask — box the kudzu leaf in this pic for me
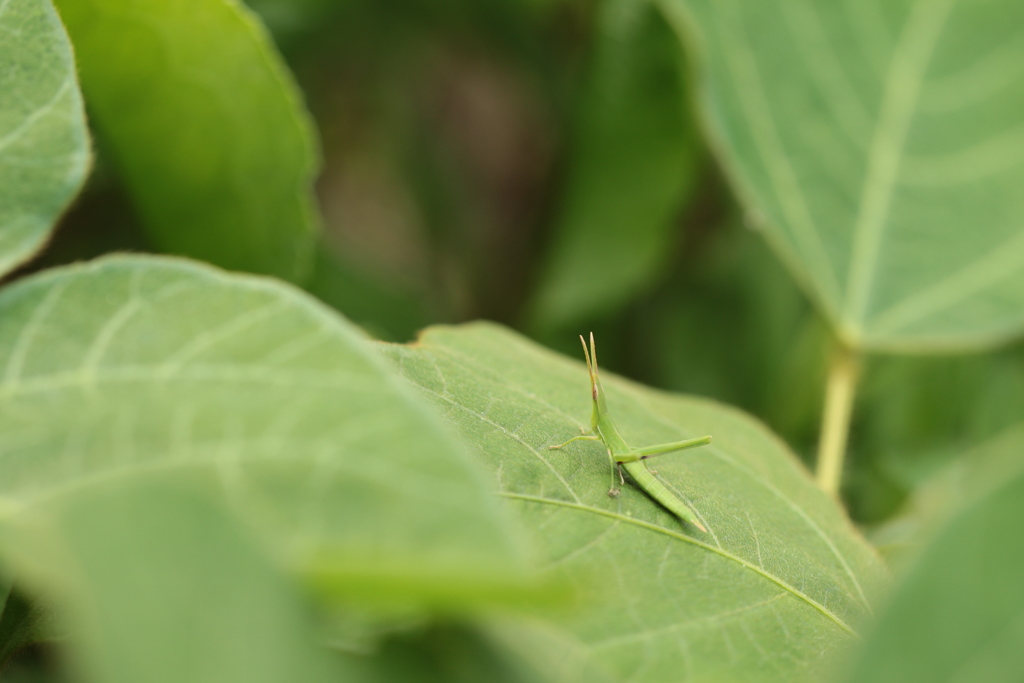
[0,0,90,278]
[0,255,527,607]
[384,324,886,683]
[53,0,320,281]
[660,0,1024,350]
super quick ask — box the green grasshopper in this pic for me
[551,333,712,533]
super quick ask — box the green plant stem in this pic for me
[816,344,861,496]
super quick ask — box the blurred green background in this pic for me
[39,0,1024,529]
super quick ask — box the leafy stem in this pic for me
[816,342,861,496]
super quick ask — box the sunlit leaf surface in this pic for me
[384,324,886,682]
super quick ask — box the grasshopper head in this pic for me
[581,332,609,430]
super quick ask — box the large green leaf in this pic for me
[0,255,526,606]
[529,0,697,330]
[383,324,886,682]
[846,460,1024,683]
[53,0,320,282]
[660,0,1024,351]
[0,473,345,683]
[0,0,90,278]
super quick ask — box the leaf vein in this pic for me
[714,0,843,305]
[500,492,856,636]
[628,392,871,612]
[843,0,956,327]
[0,80,73,155]
[416,385,582,504]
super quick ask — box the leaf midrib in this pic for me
[499,491,856,637]
[843,0,957,330]
[624,386,873,611]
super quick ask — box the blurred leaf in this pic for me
[243,0,335,43]
[384,323,886,682]
[336,621,545,683]
[530,0,697,330]
[857,348,1024,488]
[869,424,1024,568]
[53,0,320,282]
[0,0,90,278]
[0,646,69,683]
[0,255,527,607]
[660,0,1024,351]
[306,245,429,343]
[839,346,1024,525]
[0,583,51,665]
[636,220,823,447]
[3,473,344,683]
[845,460,1024,683]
